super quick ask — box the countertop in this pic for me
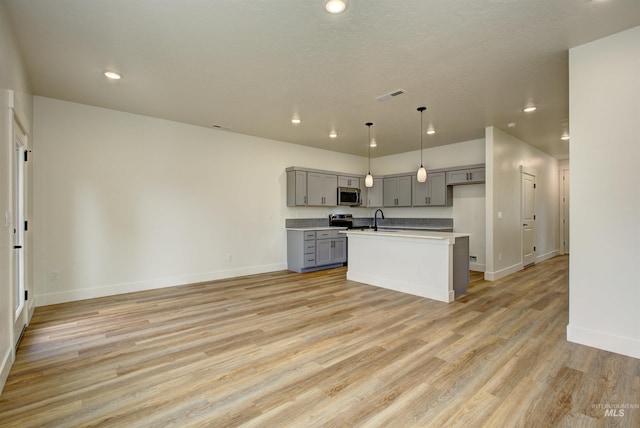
[344,229,470,241]
[355,225,453,231]
[286,226,348,231]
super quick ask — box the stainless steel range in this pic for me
[329,213,353,228]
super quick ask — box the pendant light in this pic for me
[365,122,374,188]
[416,106,427,183]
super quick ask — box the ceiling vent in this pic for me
[376,89,406,102]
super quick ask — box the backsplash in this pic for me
[286,217,453,229]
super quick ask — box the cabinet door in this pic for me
[468,168,485,183]
[412,177,429,206]
[308,173,336,205]
[286,170,307,206]
[307,172,324,205]
[295,171,307,205]
[323,174,338,206]
[366,178,384,207]
[427,172,447,206]
[396,176,412,206]
[383,177,397,207]
[331,238,347,263]
[446,169,469,185]
[316,239,332,265]
[338,175,360,188]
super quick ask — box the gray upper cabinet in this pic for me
[286,170,307,206]
[337,175,361,189]
[446,167,485,185]
[383,176,412,207]
[287,164,484,208]
[412,172,452,206]
[307,172,337,206]
[365,178,384,207]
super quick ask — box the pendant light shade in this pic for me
[417,165,427,182]
[365,122,374,188]
[416,106,427,183]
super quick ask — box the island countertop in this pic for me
[344,229,470,243]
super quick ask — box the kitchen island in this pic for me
[344,229,470,303]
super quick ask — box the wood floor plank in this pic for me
[1,255,639,427]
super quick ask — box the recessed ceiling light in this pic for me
[291,118,301,124]
[523,106,537,113]
[426,129,436,135]
[561,135,570,141]
[329,132,337,138]
[104,70,122,80]
[369,138,377,148]
[325,0,346,14]
[507,122,517,128]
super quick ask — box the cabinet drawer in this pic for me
[304,255,316,267]
[316,229,342,239]
[304,241,316,253]
[304,231,316,240]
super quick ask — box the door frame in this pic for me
[521,167,536,267]
[560,169,570,254]
[12,115,29,349]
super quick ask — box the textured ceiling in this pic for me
[5,0,640,160]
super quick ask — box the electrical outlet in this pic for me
[470,255,477,262]
[498,253,502,261]
[227,254,232,262]
[51,271,60,281]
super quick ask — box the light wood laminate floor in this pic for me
[1,255,639,427]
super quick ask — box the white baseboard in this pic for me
[470,263,485,272]
[536,249,559,263]
[484,262,522,281]
[567,324,640,359]
[0,348,13,395]
[36,263,287,306]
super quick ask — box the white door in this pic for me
[13,120,27,346]
[522,172,536,267]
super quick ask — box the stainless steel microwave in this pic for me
[337,186,362,206]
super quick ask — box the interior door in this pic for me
[13,120,27,346]
[522,172,536,267]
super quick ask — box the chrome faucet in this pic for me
[374,209,385,231]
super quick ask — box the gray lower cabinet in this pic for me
[383,176,412,207]
[287,229,346,273]
[412,172,452,206]
[446,167,485,185]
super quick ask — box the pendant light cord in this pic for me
[418,107,425,167]
[366,122,373,174]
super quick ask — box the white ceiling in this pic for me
[5,0,640,160]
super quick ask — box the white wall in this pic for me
[0,1,33,393]
[485,127,559,280]
[567,26,640,359]
[33,97,370,305]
